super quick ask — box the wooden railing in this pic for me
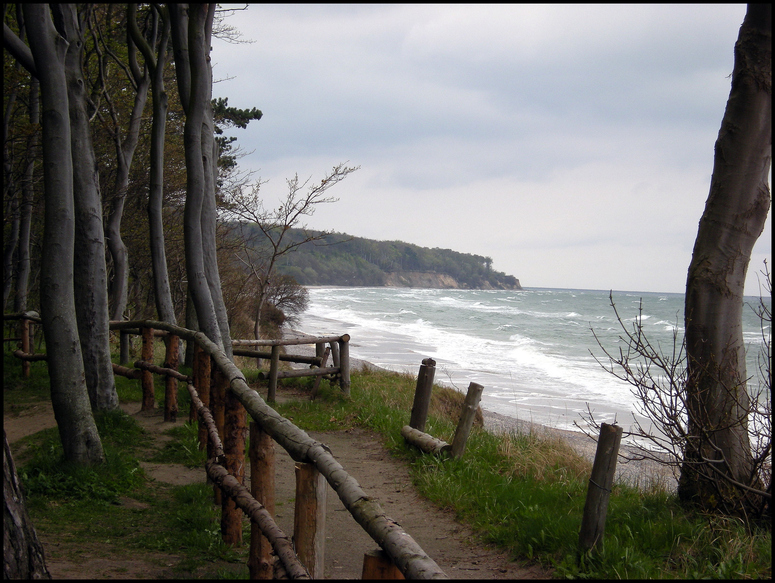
[4,313,448,579]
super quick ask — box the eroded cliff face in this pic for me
[383,271,521,290]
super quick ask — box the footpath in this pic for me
[5,388,552,579]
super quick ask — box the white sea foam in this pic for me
[297,287,770,434]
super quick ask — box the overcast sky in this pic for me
[210,4,770,295]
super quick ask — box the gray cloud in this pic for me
[212,4,769,294]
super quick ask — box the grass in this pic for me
[4,344,771,579]
[275,368,772,579]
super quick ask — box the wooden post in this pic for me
[119,330,130,365]
[401,425,451,456]
[248,422,276,579]
[315,342,324,360]
[164,334,180,422]
[409,358,436,432]
[310,346,331,400]
[193,345,212,436]
[338,334,350,397]
[450,382,484,459]
[329,340,340,368]
[212,365,227,506]
[141,327,155,411]
[362,549,405,579]
[267,344,280,403]
[20,317,30,378]
[222,376,247,545]
[293,462,326,578]
[579,423,623,553]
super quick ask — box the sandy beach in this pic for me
[282,329,679,493]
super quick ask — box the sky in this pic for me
[210,4,771,295]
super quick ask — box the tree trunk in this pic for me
[171,3,229,355]
[129,4,177,327]
[62,4,118,412]
[105,43,150,322]
[22,3,104,464]
[199,23,232,359]
[679,4,771,514]
[4,430,51,580]
[13,77,38,314]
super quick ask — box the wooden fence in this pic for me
[6,312,625,571]
[4,313,448,579]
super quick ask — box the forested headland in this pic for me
[232,225,522,289]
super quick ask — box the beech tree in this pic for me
[5,3,104,463]
[169,3,233,358]
[589,5,771,519]
[61,4,118,412]
[127,3,178,327]
[88,4,150,323]
[679,3,771,514]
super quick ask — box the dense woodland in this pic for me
[235,226,522,289]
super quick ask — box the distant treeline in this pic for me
[242,227,521,289]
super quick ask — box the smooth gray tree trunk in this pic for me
[62,5,118,412]
[105,26,150,322]
[21,3,104,464]
[679,4,771,512]
[129,4,177,327]
[13,78,38,314]
[170,3,230,356]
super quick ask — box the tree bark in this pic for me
[128,4,177,327]
[170,3,230,356]
[13,77,38,314]
[104,14,150,322]
[21,3,104,464]
[679,4,771,513]
[61,4,118,412]
[4,430,51,580]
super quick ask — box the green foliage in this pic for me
[236,227,521,289]
[277,367,771,579]
[150,422,207,468]
[19,410,148,502]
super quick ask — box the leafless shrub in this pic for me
[580,265,771,521]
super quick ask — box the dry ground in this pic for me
[5,391,551,579]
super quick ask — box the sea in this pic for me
[294,286,771,441]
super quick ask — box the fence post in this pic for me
[310,346,331,400]
[450,382,484,459]
[140,327,155,411]
[294,462,326,578]
[120,330,130,365]
[338,334,350,397]
[193,345,211,436]
[329,340,340,368]
[248,422,276,579]
[579,422,623,553]
[267,345,280,403]
[222,375,247,545]
[212,365,227,506]
[20,317,30,378]
[164,334,179,422]
[362,549,405,579]
[409,358,436,432]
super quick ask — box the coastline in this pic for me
[282,329,678,492]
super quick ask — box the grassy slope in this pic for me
[4,350,771,579]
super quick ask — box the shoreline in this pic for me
[282,328,678,492]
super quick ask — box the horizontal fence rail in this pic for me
[111,320,447,579]
[5,314,449,578]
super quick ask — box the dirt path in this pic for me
[5,397,551,579]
